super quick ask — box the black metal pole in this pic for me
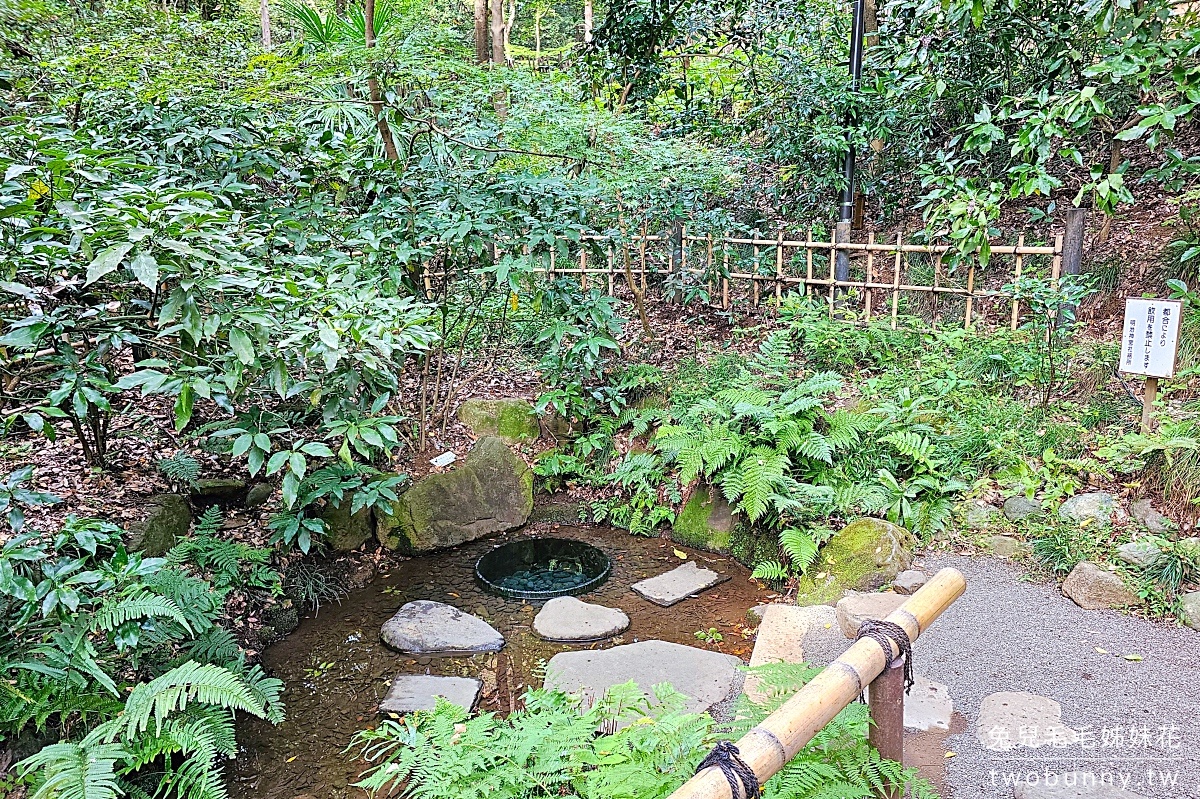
[839,0,866,225]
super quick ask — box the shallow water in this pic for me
[229,522,770,799]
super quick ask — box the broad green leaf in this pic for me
[229,328,255,365]
[129,251,160,290]
[85,243,134,285]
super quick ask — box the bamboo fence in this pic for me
[420,227,1064,331]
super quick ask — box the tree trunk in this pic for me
[504,0,516,55]
[534,9,542,64]
[364,0,400,161]
[489,0,505,64]
[259,0,272,49]
[583,0,593,43]
[1096,139,1122,245]
[474,0,489,64]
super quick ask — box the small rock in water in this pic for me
[379,675,482,715]
[380,600,505,656]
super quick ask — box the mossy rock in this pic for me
[126,494,191,556]
[796,517,915,605]
[377,437,533,553]
[729,525,778,570]
[670,486,735,553]
[457,399,540,444]
[321,496,374,552]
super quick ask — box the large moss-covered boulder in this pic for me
[671,486,735,553]
[126,494,191,556]
[321,497,374,552]
[457,399,540,444]
[377,437,533,552]
[796,517,915,605]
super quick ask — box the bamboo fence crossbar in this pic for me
[419,228,1062,331]
[667,568,967,799]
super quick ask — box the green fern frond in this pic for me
[91,590,190,636]
[119,662,273,739]
[779,528,819,574]
[17,738,126,799]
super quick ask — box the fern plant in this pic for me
[351,665,937,799]
[750,526,831,584]
[169,507,282,594]
[157,451,201,491]
[16,660,285,799]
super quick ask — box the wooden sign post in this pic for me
[1118,298,1182,432]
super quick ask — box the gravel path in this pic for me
[912,553,1200,798]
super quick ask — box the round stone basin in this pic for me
[475,538,612,600]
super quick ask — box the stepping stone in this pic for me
[1014,774,1148,798]
[745,605,812,703]
[834,592,907,638]
[862,674,952,731]
[901,676,952,731]
[631,561,729,607]
[380,600,504,656]
[533,596,629,642]
[892,569,928,595]
[791,604,845,667]
[378,675,482,715]
[977,691,1078,751]
[545,640,740,716]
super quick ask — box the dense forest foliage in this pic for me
[2,0,1200,795]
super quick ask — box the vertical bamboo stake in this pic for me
[422,262,432,298]
[706,233,715,303]
[721,242,730,311]
[775,228,785,302]
[806,228,814,296]
[607,246,615,295]
[548,245,555,281]
[1051,233,1063,281]
[580,247,588,291]
[1011,234,1024,331]
[964,262,976,329]
[752,235,760,307]
[640,223,648,292]
[828,225,837,315]
[864,231,875,322]
[890,231,902,330]
[932,251,942,326]
[681,225,688,300]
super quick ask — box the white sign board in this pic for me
[1119,298,1182,379]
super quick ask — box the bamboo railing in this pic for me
[418,227,1065,331]
[667,567,967,799]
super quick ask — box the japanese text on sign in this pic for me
[1119,298,1182,379]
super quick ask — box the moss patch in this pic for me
[670,486,733,553]
[796,517,914,605]
[457,399,539,444]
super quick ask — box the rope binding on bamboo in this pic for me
[854,618,915,693]
[694,740,760,799]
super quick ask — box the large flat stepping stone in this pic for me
[1014,775,1147,798]
[380,600,504,656]
[745,605,814,703]
[977,691,1078,751]
[835,591,907,637]
[631,561,729,607]
[545,640,741,715]
[791,604,844,667]
[379,675,482,715]
[534,596,629,642]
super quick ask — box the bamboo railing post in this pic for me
[706,233,715,304]
[640,223,648,291]
[1051,233,1064,281]
[1011,234,1024,330]
[580,247,588,291]
[775,228,785,302]
[667,568,967,799]
[681,224,689,301]
[607,245,615,295]
[805,228,814,296]
[752,234,761,307]
[827,225,838,314]
[964,261,976,329]
[890,233,902,329]
[721,236,730,311]
[864,231,875,322]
